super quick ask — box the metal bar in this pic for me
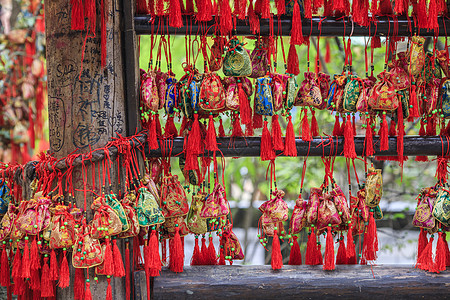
[148,135,450,157]
[135,15,450,37]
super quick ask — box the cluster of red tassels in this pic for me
[415,228,450,273]
[190,235,219,266]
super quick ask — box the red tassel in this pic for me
[22,242,30,279]
[169,227,184,273]
[218,246,226,265]
[333,0,346,13]
[155,114,162,138]
[260,0,271,18]
[435,231,446,272]
[336,236,347,265]
[219,0,233,35]
[103,239,114,276]
[289,236,302,265]
[231,114,244,137]
[246,119,254,136]
[112,240,125,277]
[85,281,93,300]
[106,277,112,300]
[200,236,208,265]
[12,249,21,281]
[394,0,406,14]
[417,228,428,259]
[397,101,405,168]
[325,40,331,63]
[311,109,319,136]
[290,0,304,45]
[253,109,263,129]
[371,36,381,49]
[304,0,312,18]
[248,1,260,34]
[169,0,183,27]
[0,245,10,287]
[235,0,248,19]
[301,109,312,142]
[362,211,378,262]
[419,118,426,136]
[205,115,218,151]
[148,114,159,150]
[323,226,335,270]
[100,0,106,68]
[287,44,300,76]
[149,230,161,277]
[125,244,131,300]
[30,268,40,291]
[428,0,439,29]
[136,0,149,14]
[284,115,297,157]
[239,82,252,125]
[30,238,40,272]
[305,228,317,265]
[332,115,341,136]
[352,114,357,136]
[378,0,393,14]
[275,0,285,15]
[40,258,53,298]
[74,268,85,300]
[207,236,217,265]
[417,0,428,29]
[197,0,212,21]
[261,120,275,161]
[379,114,389,151]
[189,114,202,155]
[346,224,357,264]
[370,0,379,15]
[49,249,58,281]
[271,115,284,151]
[164,115,178,138]
[271,229,283,270]
[344,115,357,159]
[416,235,434,271]
[185,0,194,14]
[218,118,226,137]
[58,251,70,288]
[71,0,85,30]
[191,237,201,265]
[409,84,419,119]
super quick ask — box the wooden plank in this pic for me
[134,265,449,300]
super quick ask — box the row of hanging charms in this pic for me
[0,128,242,299]
[257,136,384,271]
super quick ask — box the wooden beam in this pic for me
[134,265,450,300]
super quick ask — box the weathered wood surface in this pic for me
[135,265,450,300]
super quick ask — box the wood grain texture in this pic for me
[135,265,450,300]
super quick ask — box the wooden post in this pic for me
[44,0,136,298]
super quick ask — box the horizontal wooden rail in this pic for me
[135,15,450,37]
[134,265,450,300]
[148,135,450,157]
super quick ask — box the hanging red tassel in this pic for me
[105,277,113,300]
[352,114,357,136]
[169,0,183,27]
[305,227,317,265]
[379,114,389,151]
[323,226,335,270]
[231,114,244,137]
[218,118,226,137]
[304,0,312,17]
[271,229,283,270]
[428,0,439,29]
[11,248,21,282]
[332,115,340,136]
[290,0,304,45]
[30,267,40,291]
[148,114,159,150]
[239,82,252,125]
[301,109,312,142]
[362,210,378,262]
[409,84,419,120]
[416,235,434,271]
[207,235,217,265]
[248,1,260,34]
[275,0,285,15]
[333,0,346,14]
[325,40,331,63]
[169,226,184,273]
[0,245,9,287]
[397,101,405,168]
[287,44,300,76]
[435,230,446,272]
[22,241,31,279]
[71,0,85,30]
[189,114,202,155]
[191,237,201,265]
[235,0,248,19]
[284,115,297,157]
[49,249,59,281]
[149,230,161,277]
[378,0,393,14]
[41,257,54,298]
[164,115,178,138]
[260,0,271,18]
[200,236,208,265]
[219,0,233,35]
[103,238,114,276]
[30,238,40,272]
[271,115,284,151]
[125,243,131,300]
[417,0,428,29]
[394,0,406,14]
[336,236,347,265]
[58,251,70,288]
[344,115,357,159]
[112,239,125,277]
[289,236,302,265]
[197,0,212,21]
[136,0,149,14]
[185,0,194,14]
[261,120,275,161]
[417,228,428,259]
[246,119,254,136]
[74,268,85,300]
[388,119,397,136]
[253,110,263,129]
[218,245,226,265]
[346,224,357,264]
[311,109,319,136]
[205,115,218,152]
[85,280,93,300]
